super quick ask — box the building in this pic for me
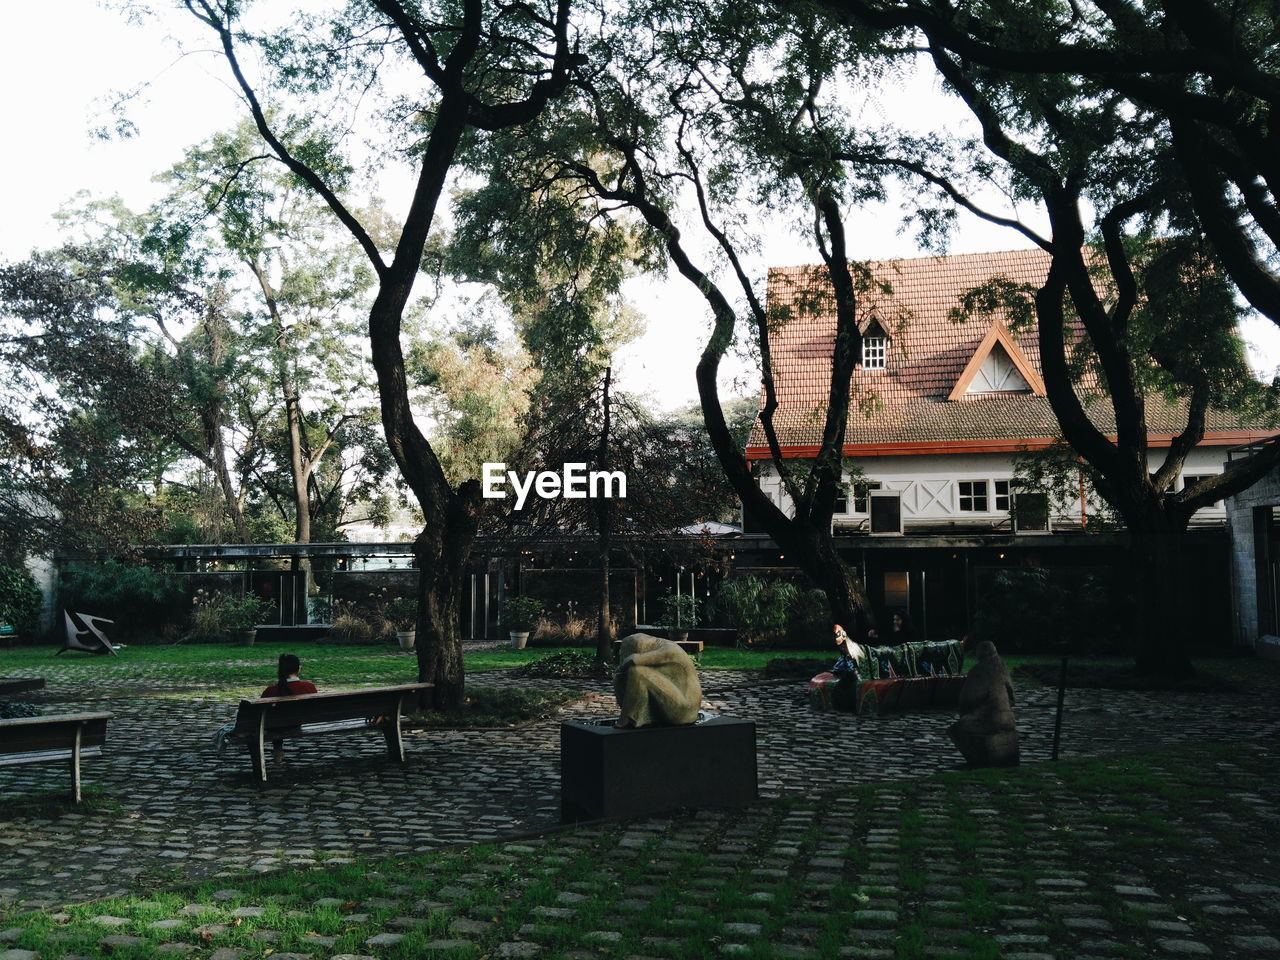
[743,249,1273,641]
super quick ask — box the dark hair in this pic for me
[276,653,301,696]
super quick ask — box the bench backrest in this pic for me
[233,683,431,735]
[0,713,112,754]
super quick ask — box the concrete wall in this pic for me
[1225,465,1280,649]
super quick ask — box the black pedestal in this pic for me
[560,716,758,823]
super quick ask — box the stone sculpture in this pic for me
[948,640,1019,766]
[614,633,702,728]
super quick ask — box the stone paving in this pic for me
[1,653,1279,959]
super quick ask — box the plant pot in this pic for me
[236,628,257,647]
[670,629,690,644]
[509,630,530,649]
[396,630,416,651]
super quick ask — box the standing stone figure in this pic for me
[614,633,703,728]
[948,640,1020,767]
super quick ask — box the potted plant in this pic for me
[221,594,271,646]
[657,594,700,644]
[503,595,543,649]
[385,597,418,651]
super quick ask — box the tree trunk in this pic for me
[789,525,863,632]
[412,482,481,711]
[596,367,613,662]
[1128,511,1194,676]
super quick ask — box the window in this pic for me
[958,480,989,512]
[993,480,1012,511]
[1182,474,1220,506]
[832,488,848,514]
[862,336,886,370]
[852,480,882,513]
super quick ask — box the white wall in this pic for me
[756,446,1230,529]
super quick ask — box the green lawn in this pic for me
[3,641,1269,690]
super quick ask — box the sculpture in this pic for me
[948,640,1019,766]
[613,633,702,728]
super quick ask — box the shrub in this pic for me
[656,594,700,630]
[0,701,40,720]
[714,577,801,646]
[60,560,182,638]
[972,566,1126,655]
[384,597,418,631]
[503,595,543,631]
[513,650,612,680]
[785,588,831,648]
[0,564,41,637]
[187,591,272,640]
[323,601,377,644]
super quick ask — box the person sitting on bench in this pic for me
[213,653,318,759]
[261,653,318,762]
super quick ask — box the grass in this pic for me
[409,685,587,728]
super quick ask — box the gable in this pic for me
[948,321,1046,401]
[971,342,1030,393]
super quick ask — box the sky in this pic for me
[4,1,1279,412]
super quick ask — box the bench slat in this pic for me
[0,746,103,767]
[0,715,111,754]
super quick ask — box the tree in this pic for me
[149,122,384,546]
[0,245,192,554]
[507,0,915,625]
[812,0,1280,327]
[821,13,1280,673]
[177,0,584,708]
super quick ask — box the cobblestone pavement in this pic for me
[2,658,1279,959]
[1,742,1278,960]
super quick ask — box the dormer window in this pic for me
[862,336,886,370]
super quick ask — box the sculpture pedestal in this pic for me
[560,716,758,823]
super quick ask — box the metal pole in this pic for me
[1051,655,1068,761]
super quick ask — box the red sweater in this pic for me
[261,679,318,698]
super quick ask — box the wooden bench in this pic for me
[228,683,433,782]
[613,639,705,661]
[0,677,44,696]
[0,712,112,803]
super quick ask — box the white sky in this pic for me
[3,0,1278,412]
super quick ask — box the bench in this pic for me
[0,677,44,696]
[613,638,705,661]
[0,712,112,802]
[809,636,968,715]
[228,683,433,782]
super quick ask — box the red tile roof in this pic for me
[748,248,1272,454]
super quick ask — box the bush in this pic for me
[530,612,596,647]
[384,597,418,631]
[513,650,613,680]
[713,577,801,646]
[322,601,379,644]
[0,564,41,637]
[503,595,543,631]
[187,591,272,639]
[60,560,182,638]
[0,701,40,720]
[656,594,700,630]
[785,588,832,648]
[972,566,1126,655]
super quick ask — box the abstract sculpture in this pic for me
[948,640,1019,766]
[613,633,702,728]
